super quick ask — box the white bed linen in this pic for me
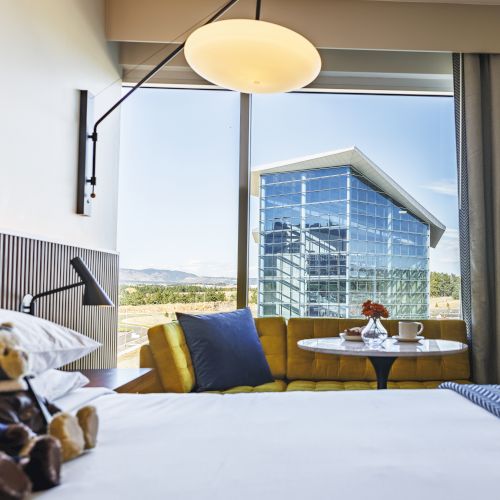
[37,389,500,500]
[52,387,115,411]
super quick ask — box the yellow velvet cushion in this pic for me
[384,320,470,381]
[147,322,196,393]
[139,344,155,368]
[286,379,471,391]
[206,380,287,394]
[287,318,470,382]
[254,316,287,379]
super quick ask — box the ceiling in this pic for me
[106,0,500,53]
[106,0,499,93]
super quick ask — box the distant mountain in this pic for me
[120,268,197,285]
[120,268,256,286]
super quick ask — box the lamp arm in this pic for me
[23,282,84,315]
[88,0,242,197]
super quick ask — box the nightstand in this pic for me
[79,368,154,393]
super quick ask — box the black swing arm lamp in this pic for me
[77,0,242,215]
[21,256,114,315]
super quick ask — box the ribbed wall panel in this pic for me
[0,232,119,369]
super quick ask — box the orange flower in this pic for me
[361,300,390,319]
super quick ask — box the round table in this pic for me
[297,337,468,389]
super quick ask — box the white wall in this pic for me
[0,0,122,251]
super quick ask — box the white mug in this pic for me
[398,321,424,339]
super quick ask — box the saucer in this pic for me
[340,332,363,342]
[392,335,424,343]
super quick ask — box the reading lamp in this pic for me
[18,257,113,427]
[21,257,114,315]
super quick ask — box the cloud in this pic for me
[422,180,458,196]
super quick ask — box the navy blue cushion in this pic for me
[176,308,273,392]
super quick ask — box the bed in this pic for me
[36,388,500,500]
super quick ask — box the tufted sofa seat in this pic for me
[138,317,470,393]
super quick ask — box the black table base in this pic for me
[368,357,397,389]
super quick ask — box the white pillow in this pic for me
[0,309,101,375]
[30,369,89,402]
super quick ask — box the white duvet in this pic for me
[37,388,500,500]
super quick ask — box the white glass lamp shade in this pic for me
[185,19,321,94]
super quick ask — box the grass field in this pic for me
[117,297,461,367]
[118,301,254,367]
[430,296,461,319]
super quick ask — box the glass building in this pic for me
[251,147,445,319]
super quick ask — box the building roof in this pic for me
[251,146,446,248]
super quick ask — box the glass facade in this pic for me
[258,165,430,319]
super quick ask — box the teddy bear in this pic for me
[0,322,100,497]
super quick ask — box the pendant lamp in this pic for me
[185,2,321,94]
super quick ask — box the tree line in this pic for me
[120,272,460,306]
[430,272,460,299]
[120,284,229,306]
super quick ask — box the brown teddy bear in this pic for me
[0,322,99,497]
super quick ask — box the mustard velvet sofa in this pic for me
[138,317,470,394]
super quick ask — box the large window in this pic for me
[117,88,239,367]
[250,92,459,321]
[118,89,460,366]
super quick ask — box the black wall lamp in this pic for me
[77,0,241,215]
[21,257,114,315]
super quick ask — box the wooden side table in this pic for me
[79,368,154,393]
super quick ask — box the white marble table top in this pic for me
[297,337,468,358]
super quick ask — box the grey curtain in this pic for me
[455,53,500,384]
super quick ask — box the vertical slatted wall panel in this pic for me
[0,232,119,369]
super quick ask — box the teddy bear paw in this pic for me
[0,451,32,499]
[77,405,98,450]
[48,413,84,462]
[22,435,61,491]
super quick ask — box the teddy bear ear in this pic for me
[0,325,22,350]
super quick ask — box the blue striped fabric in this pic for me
[439,382,500,419]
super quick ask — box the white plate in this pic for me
[392,335,424,343]
[340,332,363,342]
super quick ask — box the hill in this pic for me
[120,268,241,286]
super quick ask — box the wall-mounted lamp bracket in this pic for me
[77,90,95,215]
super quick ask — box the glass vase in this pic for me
[361,317,388,347]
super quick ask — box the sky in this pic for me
[117,88,460,277]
